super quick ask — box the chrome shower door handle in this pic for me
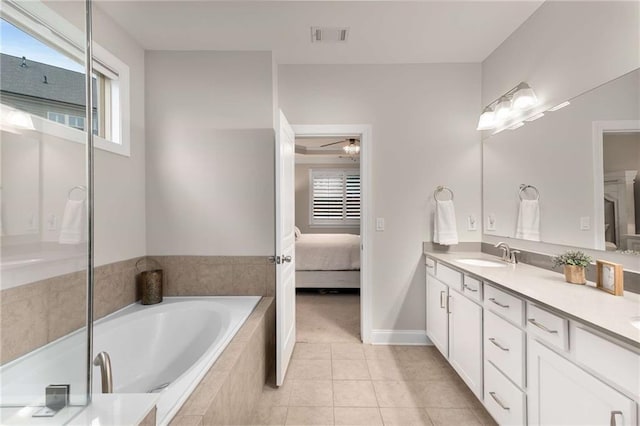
[93,351,113,394]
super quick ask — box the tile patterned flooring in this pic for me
[251,292,497,426]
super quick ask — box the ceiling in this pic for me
[97,1,543,64]
[295,137,360,162]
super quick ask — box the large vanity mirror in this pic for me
[483,68,640,254]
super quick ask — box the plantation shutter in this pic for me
[310,169,360,225]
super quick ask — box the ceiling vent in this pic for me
[311,27,349,43]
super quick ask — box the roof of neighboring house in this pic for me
[0,53,96,107]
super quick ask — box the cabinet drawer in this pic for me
[426,258,436,275]
[462,275,482,302]
[436,263,462,290]
[484,361,526,426]
[484,284,523,326]
[574,327,640,397]
[484,310,525,388]
[526,303,569,352]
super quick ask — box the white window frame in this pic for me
[1,0,131,156]
[308,168,361,228]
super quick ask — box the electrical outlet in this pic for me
[467,215,477,231]
[487,214,496,231]
[376,217,385,231]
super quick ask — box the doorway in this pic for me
[292,124,372,346]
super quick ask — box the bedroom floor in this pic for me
[250,291,496,426]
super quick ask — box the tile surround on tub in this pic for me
[0,255,274,365]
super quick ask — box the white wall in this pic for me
[279,64,481,333]
[295,162,360,235]
[481,0,640,270]
[37,1,147,267]
[145,51,275,256]
[482,1,639,125]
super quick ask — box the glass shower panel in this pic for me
[0,0,90,421]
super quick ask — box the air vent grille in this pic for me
[311,27,349,43]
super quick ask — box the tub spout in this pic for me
[93,351,113,394]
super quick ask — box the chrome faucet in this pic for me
[93,351,113,393]
[494,242,520,264]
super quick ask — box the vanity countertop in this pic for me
[424,250,640,348]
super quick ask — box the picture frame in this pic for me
[595,260,624,296]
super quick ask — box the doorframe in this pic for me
[291,124,373,344]
[592,120,640,250]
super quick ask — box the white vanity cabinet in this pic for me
[426,273,449,357]
[448,288,483,397]
[426,262,483,398]
[528,338,637,426]
[425,254,640,426]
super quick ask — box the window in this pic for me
[0,1,131,156]
[310,169,361,226]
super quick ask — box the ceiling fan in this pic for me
[320,138,360,155]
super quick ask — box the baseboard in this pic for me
[370,329,433,345]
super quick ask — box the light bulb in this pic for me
[477,107,496,130]
[512,82,538,110]
[495,96,512,121]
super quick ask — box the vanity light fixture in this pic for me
[548,101,571,112]
[476,81,538,131]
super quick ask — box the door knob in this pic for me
[282,255,292,263]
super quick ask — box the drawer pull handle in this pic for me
[488,337,509,352]
[463,284,478,293]
[610,411,623,426]
[528,318,558,334]
[489,392,510,411]
[440,291,446,309]
[489,298,509,308]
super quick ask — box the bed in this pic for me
[295,232,360,288]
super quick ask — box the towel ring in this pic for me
[519,184,540,201]
[68,185,87,201]
[434,186,454,201]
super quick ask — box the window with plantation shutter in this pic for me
[309,169,360,226]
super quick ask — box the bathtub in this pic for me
[0,296,260,425]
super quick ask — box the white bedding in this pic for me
[295,233,360,271]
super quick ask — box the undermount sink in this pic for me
[456,258,507,268]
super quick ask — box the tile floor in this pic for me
[251,291,497,426]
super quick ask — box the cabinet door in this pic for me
[449,289,483,398]
[426,274,449,357]
[528,339,637,426]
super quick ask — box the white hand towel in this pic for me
[59,199,85,244]
[434,200,459,246]
[515,199,540,241]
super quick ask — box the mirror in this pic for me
[1,131,40,236]
[483,68,640,254]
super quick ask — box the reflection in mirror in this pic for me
[603,132,640,253]
[483,68,640,256]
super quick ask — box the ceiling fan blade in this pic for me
[320,139,347,148]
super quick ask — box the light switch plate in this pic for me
[467,215,477,231]
[376,218,385,231]
[580,216,590,230]
[487,215,496,231]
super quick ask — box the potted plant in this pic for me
[552,250,592,284]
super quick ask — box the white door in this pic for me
[426,273,449,357]
[448,289,483,398]
[528,339,637,426]
[275,110,296,386]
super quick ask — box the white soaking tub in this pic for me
[0,296,260,425]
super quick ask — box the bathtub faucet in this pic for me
[93,351,113,394]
